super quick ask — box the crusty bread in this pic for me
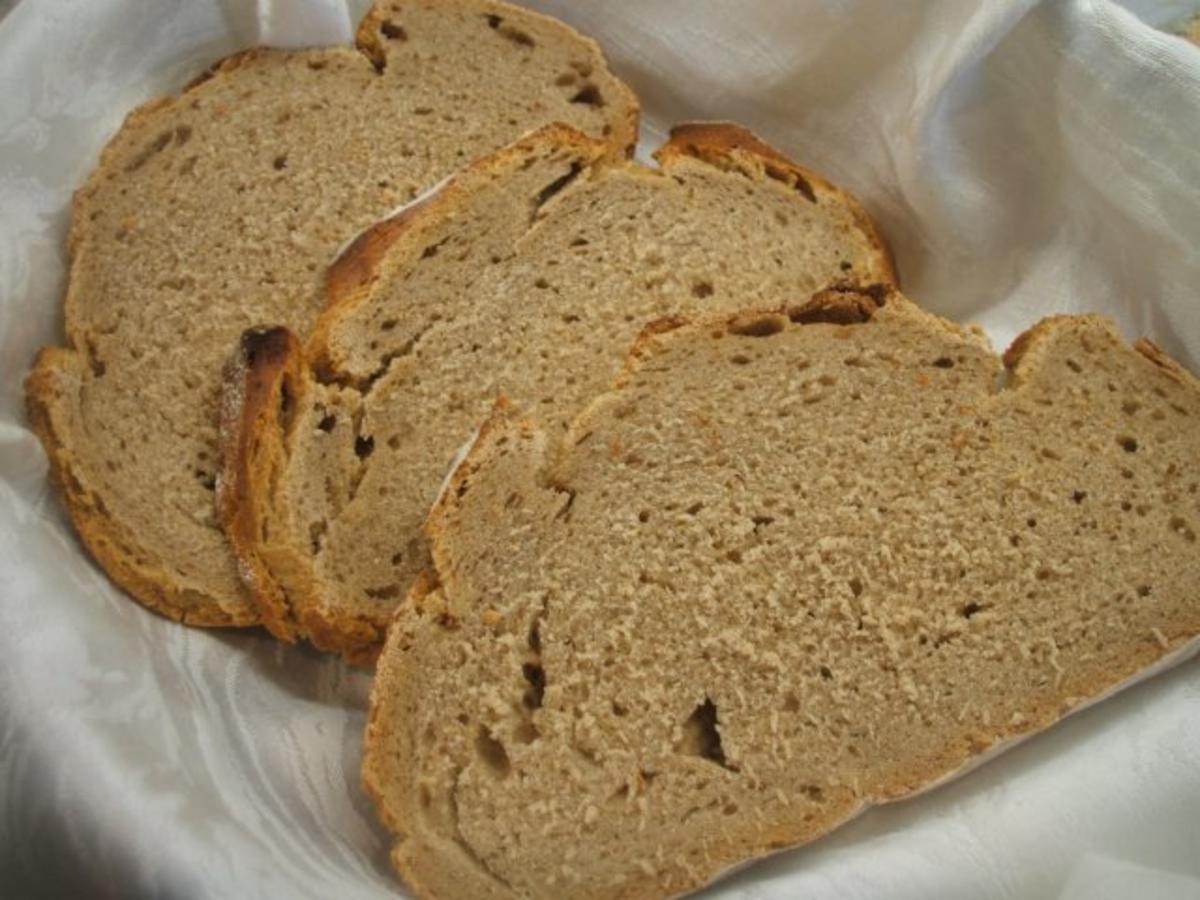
[363,287,1200,899]
[24,0,637,627]
[222,122,896,661]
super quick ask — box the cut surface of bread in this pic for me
[224,122,896,660]
[24,0,637,626]
[363,288,1200,899]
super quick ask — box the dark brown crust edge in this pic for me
[656,122,900,288]
[368,292,1200,899]
[216,327,306,641]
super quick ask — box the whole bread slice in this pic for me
[222,122,896,661]
[24,0,637,626]
[363,286,1200,899]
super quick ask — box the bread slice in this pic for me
[24,0,637,627]
[221,122,896,661]
[363,287,1200,899]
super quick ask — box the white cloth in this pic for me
[1,1,1198,898]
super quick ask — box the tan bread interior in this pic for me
[365,292,1200,899]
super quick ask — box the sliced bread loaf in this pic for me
[363,287,1200,900]
[221,122,896,660]
[25,0,637,626]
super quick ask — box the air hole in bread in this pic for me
[1118,436,1139,453]
[764,164,816,202]
[569,84,605,107]
[315,413,336,433]
[278,380,295,430]
[933,356,955,369]
[365,584,402,600]
[819,665,833,681]
[355,435,375,458]
[125,130,173,173]
[692,280,714,298]
[1137,584,1152,597]
[730,354,752,365]
[678,698,735,771]
[380,19,407,41]
[272,153,288,170]
[475,728,511,778]
[1171,516,1196,542]
[553,489,576,522]
[727,315,785,338]
[498,25,535,47]
[522,663,545,709]
[1067,359,1083,373]
[534,162,583,210]
[485,13,503,28]
[961,601,985,619]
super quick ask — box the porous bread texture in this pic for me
[224,121,896,661]
[363,288,1200,900]
[24,0,637,627]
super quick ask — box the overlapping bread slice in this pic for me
[363,287,1200,900]
[221,122,896,661]
[25,0,636,626]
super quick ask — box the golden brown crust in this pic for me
[1001,314,1082,370]
[1134,337,1198,387]
[216,326,307,640]
[26,348,255,627]
[657,122,899,287]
